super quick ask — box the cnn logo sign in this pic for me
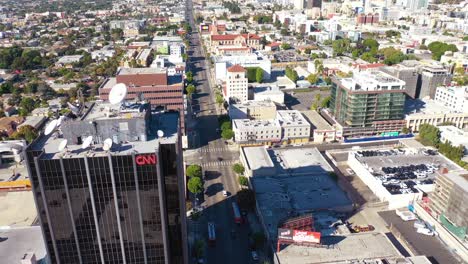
[135,154,157,166]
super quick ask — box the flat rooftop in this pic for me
[117,67,166,75]
[252,148,352,239]
[301,110,333,131]
[339,70,405,91]
[405,98,466,116]
[277,232,401,264]
[0,226,47,264]
[242,146,274,172]
[31,109,179,159]
[276,110,309,127]
[0,191,38,227]
[233,119,280,129]
[83,101,147,121]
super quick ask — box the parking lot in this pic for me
[285,89,330,111]
[273,51,308,62]
[379,210,463,264]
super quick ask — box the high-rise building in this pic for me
[330,71,406,129]
[223,64,248,103]
[26,102,188,264]
[429,170,468,240]
[99,67,185,132]
[420,66,452,99]
[381,62,420,99]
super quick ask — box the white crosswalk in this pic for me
[197,147,233,153]
[201,160,236,167]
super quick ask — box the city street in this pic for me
[184,1,256,263]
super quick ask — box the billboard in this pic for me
[278,228,293,240]
[293,230,321,243]
[277,228,321,244]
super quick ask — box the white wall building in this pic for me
[434,86,468,114]
[233,119,282,144]
[215,53,271,81]
[170,43,185,57]
[224,65,248,103]
[439,126,468,162]
[276,110,311,143]
[253,86,285,105]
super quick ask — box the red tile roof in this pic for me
[227,64,245,73]
[211,33,261,41]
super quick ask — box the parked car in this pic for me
[414,220,426,229]
[222,190,228,197]
[417,227,434,236]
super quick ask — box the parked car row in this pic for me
[356,149,404,157]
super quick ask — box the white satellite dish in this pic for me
[44,119,59,135]
[58,139,68,152]
[103,138,113,151]
[81,136,93,149]
[109,83,128,105]
[157,130,164,138]
[67,102,80,114]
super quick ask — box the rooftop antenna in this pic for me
[157,130,164,138]
[58,139,68,152]
[109,83,128,105]
[44,119,59,136]
[81,136,93,150]
[103,138,113,151]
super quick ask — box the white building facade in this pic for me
[224,65,248,103]
[434,86,468,113]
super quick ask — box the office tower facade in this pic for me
[330,71,406,128]
[381,63,420,99]
[26,102,188,264]
[420,66,452,99]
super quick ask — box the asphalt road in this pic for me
[185,1,254,263]
[379,211,463,264]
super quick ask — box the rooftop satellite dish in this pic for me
[157,130,164,138]
[58,139,68,152]
[67,102,80,114]
[109,83,128,105]
[103,138,113,151]
[44,119,59,135]
[81,136,93,149]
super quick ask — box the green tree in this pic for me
[111,28,123,41]
[237,189,256,211]
[186,71,194,83]
[332,38,351,56]
[246,67,258,82]
[402,127,410,134]
[187,177,203,194]
[281,43,291,50]
[215,92,224,107]
[361,52,377,63]
[232,163,245,175]
[10,125,38,143]
[186,164,202,178]
[186,84,196,98]
[307,73,319,84]
[221,129,234,140]
[362,38,379,53]
[427,41,458,61]
[238,176,249,186]
[320,95,331,108]
[255,68,264,83]
[385,30,401,38]
[221,121,232,131]
[285,67,299,82]
[19,97,37,116]
[418,124,440,147]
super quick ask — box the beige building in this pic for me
[405,99,468,132]
[233,119,282,145]
[276,110,311,144]
[302,110,341,143]
[228,100,277,120]
[224,65,248,103]
[209,33,262,53]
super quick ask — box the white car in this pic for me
[417,227,435,236]
[222,190,228,197]
[346,168,355,175]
